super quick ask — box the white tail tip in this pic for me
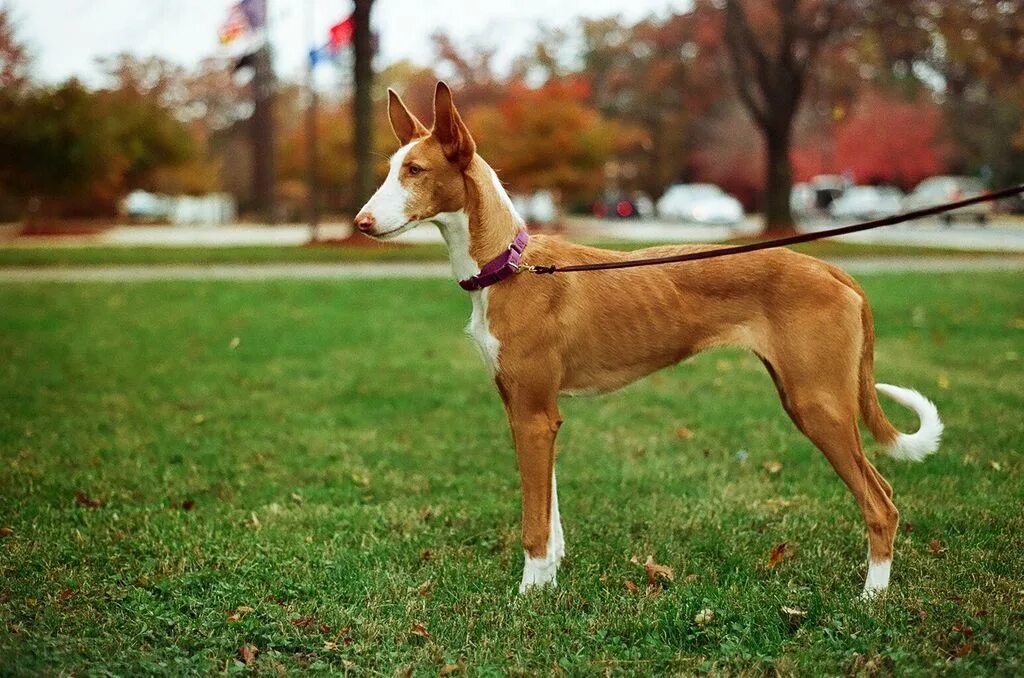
[875,383,944,462]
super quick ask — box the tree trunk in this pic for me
[352,0,375,206]
[762,122,797,236]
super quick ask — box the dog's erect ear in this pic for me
[388,89,428,145]
[431,81,476,170]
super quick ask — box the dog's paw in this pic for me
[519,553,558,594]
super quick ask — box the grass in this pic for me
[0,238,1015,268]
[1,272,1023,674]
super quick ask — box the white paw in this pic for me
[519,552,558,593]
[861,558,891,600]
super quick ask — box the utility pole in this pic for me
[251,0,276,223]
[352,0,375,205]
[305,0,319,240]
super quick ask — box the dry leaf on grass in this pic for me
[929,539,946,555]
[227,606,254,622]
[410,622,430,638]
[951,643,973,659]
[439,664,461,676]
[767,542,794,568]
[763,460,783,475]
[644,556,675,587]
[0,527,13,538]
[75,493,103,508]
[674,426,695,440]
[238,644,258,664]
[623,580,640,593]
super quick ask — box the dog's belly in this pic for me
[560,348,693,396]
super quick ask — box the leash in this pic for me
[521,183,1024,276]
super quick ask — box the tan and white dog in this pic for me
[355,82,943,598]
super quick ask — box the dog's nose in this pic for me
[354,212,376,233]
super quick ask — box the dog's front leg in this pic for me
[502,387,563,593]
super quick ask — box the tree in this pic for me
[0,7,29,93]
[792,89,947,189]
[718,0,852,234]
[466,78,637,207]
[578,13,726,199]
[352,0,376,204]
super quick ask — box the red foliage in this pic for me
[794,91,948,189]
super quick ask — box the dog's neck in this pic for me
[431,157,524,283]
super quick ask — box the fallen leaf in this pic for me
[0,527,13,538]
[684,574,700,584]
[181,499,196,511]
[952,621,975,638]
[227,606,254,622]
[59,588,75,601]
[421,549,432,561]
[644,555,675,587]
[929,539,946,555]
[903,521,914,534]
[952,643,972,659]
[417,579,434,597]
[937,373,950,390]
[238,644,258,664]
[410,622,430,638]
[229,336,241,349]
[694,608,715,625]
[781,605,807,629]
[767,542,794,568]
[763,460,783,475]
[291,492,304,504]
[439,664,461,676]
[193,414,206,425]
[598,575,609,583]
[245,512,260,529]
[351,473,370,487]
[674,426,695,440]
[990,461,1002,471]
[623,580,640,593]
[75,493,103,509]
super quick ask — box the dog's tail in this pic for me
[856,291,943,462]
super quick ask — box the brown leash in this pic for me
[524,183,1024,275]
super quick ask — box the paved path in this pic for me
[0,257,1020,283]
[5,216,1024,252]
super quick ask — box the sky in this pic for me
[9,0,687,87]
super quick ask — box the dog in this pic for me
[354,82,943,597]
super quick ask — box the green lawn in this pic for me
[1,272,1022,674]
[0,239,1014,268]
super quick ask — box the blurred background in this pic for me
[0,0,1022,245]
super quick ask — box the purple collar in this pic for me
[458,230,529,291]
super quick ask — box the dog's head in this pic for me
[354,82,476,239]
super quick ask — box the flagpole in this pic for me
[306,0,320,241]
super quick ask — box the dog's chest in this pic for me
[466,290,500,376]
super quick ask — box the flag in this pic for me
[329,16,354,49]
[239,0,265,31]
[218,4,248,45]
[309,43,337,67]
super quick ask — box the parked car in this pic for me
[656,183,744,225]
[512,190,558,226]
[828,185,904,220]
[792,175,849,217]
[903,176,991,225]
[592,192,643,219]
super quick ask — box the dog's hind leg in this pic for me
[773,359,899,598]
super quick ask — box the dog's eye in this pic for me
[407,164,423,176]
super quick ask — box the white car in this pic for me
[657,183,744,225]
[511,190,558,226]
[828,186,904,220]
[903,176,991,224]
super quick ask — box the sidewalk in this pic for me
[0,256,1020,283]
